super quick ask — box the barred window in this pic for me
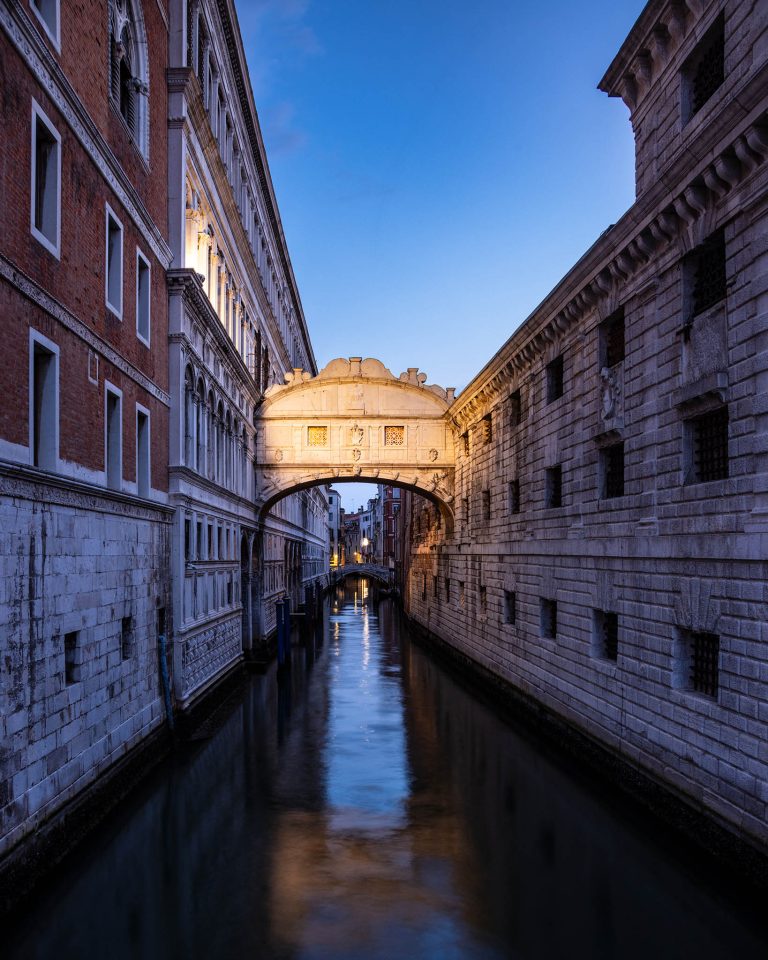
[679,630,720,698]
[481,490,490,522]
[479,584,487,614]
[444,577,450,602]
[600,308,625,368]
[545,465,562,508]
[689,230,726,317]
[540,598,557,639]
[384,425,405,446]
[685,15,725,119]
[593,609,618,662]
[686,407,728,483]
[601,443,625,499]
[307,425,328,447]
[546,356,564,403]
[482,414,492,444]
[462,432,469,457]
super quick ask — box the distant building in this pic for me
[327,488,342,566]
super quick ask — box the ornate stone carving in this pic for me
[600,365,623,421]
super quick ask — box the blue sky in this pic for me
[238,0,643,509]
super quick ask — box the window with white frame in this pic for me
[31,0,60,49]
[136,249,150,344]
[30,101,61,257]
[105,205,123,318]
[136,404,150,497]
[105,382,123,490]
[29,330,59,471]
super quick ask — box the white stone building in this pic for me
[167,0,328,707]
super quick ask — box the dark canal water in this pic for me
[7,577,767,959]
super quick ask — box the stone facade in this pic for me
[166,0,329,706]
[405,0,768,846]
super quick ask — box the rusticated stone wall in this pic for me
[406,0,768,847]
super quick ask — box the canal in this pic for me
[7,577,767,959]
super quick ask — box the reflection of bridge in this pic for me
[331,563,393,586]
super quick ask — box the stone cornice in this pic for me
[0,0,173,268]
[1,253,172,407]
[212,0,316,374]
[450,89,768,429]
[0,461,174,519]
[168,268,258,401]
[599,0,716,116]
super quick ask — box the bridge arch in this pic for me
[253,357,457,534]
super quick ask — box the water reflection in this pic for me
[6,578,767,959]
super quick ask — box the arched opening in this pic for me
[183,366,195,466]
[108,0,149,156]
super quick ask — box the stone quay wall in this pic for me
[406,0,768,847]
[0,469,172,861]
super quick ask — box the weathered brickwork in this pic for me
[406,0,768,845]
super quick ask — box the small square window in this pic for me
[384,425,405,446]
[676,629,720,698]
[482,414,492,444]
[601,443,625,499]
[481,490,490,522]
[540,598,557,639]
[30,102,61,257]
[593,609,618,662]
[136,250,151,345]
[546,356,564,403]
[508,479,521,514]
[600,308,625,368]
[64,630,80,684]
[545,465,562,508]
[685,407,728,483]
[105,205,124,318]
[307,425,328,447]
[504,591,516,625]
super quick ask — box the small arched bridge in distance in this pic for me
[331,563,393,586]
[253,357,458,533]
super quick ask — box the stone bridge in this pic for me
[331,563,393,585]
[254,357,457,531]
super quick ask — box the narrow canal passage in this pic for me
[7,578,766,959]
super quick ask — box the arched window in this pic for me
[195,378,205,472]
[184,367,195,466]
[207,390,215,479]
[109,0,149,157]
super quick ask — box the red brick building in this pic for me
[0,0,173,859]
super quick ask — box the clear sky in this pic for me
[238,0,644,510]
